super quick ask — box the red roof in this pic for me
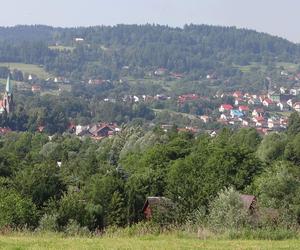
[221,104,233,110]
[240,195,256,210]
[254,108,264,113]
[255,116,265,122]
[264,98,273,104]
[0,127,11,134]
[239,105,249,111]
[233,91,243,98]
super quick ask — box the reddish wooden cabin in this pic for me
[142,197,173,220]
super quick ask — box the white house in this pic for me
[290,89,299,96]
[287,99,293,107]
[277,102,284,111]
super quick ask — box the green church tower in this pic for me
[3,74,13,114]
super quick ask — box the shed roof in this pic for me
[240,194,256,210]
[142,197,172,212]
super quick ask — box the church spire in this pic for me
[5,74,12,94]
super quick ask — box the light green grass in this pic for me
[0,63,51,79]
[236,62,299,73]
[0,234,299,250]
[276,62,299,72]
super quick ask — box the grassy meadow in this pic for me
[0,63,51,79]
[0,234,299,250]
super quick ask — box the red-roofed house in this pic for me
[178,94,199,103]
[262,98,273,107]
[219,104,233,112]
[239,105,249,112]
[233,91,243,98]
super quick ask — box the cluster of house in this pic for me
[210,89,300,133]
[69,122,121,140]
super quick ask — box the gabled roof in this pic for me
[142,197,173,212]
[240,194,256,210]
[263,98,273,104]
[220,104,233,110]
[239,105,249,111]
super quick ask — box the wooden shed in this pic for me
[240,194,257,212]
[142,197,173,220]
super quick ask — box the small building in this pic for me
[230,109,244,118]
[31,85,41,93]
[75,37,84,42]
[293,102,300,112]
[89,123,116,138]
[219,104,233,112]
[268,92,280,103]
[142,197,174,220]
[238,105,249,112]
[154,68,167,76]
[240,194,257,213]
[200,115,210,123]
[233,91,243,99]
[252,108,264,117]
[262,98,273,107]
[290,89,299,96]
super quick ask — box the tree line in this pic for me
[0,112,300,232]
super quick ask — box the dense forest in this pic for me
[1,112,300,233]
[0,24,299,80]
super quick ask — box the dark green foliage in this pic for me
[0,24,299,80]
[0,112,300,231]
[0,188,38,228]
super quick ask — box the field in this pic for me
[0,63,51,79]
[236,62,299,73]
[0,234,298,250]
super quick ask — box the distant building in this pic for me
[219,104,233,112]
[75,38,84,42]
[230,109,244,118]
[293,102,300,112]
[0,75,13,114]
[268,92,280,103]
[154,68,167,76]
[31,85,41,93]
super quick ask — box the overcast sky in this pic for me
[1,0,299,42]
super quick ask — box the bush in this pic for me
[37,213,58,232]
[208,187,249,232]
[64,219,91,237]
[0,188,38,229]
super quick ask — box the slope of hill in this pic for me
[0,24,299,83]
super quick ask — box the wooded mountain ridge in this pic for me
[0,24,299,79]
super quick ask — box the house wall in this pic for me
[144,206,152,219]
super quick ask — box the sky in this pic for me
[0,0,299,43]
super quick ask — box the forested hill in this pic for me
[0,24,299,79]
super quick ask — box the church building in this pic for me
[0,75,13,114]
